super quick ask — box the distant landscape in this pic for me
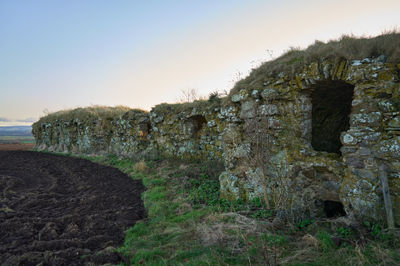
[0,126,35,144]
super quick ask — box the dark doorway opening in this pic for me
[324,200,346,218]
[311,80,354,155]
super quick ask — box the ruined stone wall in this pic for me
[33,109,152,157]
[220,58,400,224]
[33,103,228,162]
[32,59,400,226]
[149,102,228,161]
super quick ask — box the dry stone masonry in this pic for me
[33,57,400,226]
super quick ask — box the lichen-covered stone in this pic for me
[240,101,256,119]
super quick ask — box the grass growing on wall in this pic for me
[31,106,140,134]
[229,31,400,97]
[152,98,222,115]
[78,154,400,265]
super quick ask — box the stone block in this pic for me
[261,88,279,100]
[350,112,382,127]
[258,104,279,116]
[240,101,256,119]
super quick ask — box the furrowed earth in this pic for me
[0,151,145,265]
[0,143,35,151]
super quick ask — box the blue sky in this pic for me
[1,0,399,125]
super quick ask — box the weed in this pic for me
[364,221,383,238]
[261,233,287,246]
[317,231,336,252]
[189,173,220,207]
[337,227,353,239]
[251,209,273,219]
[296,219,315,231]
[363,221,398,243]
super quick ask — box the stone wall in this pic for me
[33,103,227,162]
[32,58,400,226]
[33,109,151,157]
[148,102,226,161]
[220,58,400,224]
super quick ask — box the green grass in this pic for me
[55,153,400,265]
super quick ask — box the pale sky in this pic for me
[1,0,399,126]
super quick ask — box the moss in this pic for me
[378,71,396,81]
[335,61,347,79]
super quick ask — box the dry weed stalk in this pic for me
[242,99,298,215]
[244,115,272,209]
[178,88,205,103]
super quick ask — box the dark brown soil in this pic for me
[0,151,145,265]
[0,143,35,151]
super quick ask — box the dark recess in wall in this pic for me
[324,200,347,218]
[311,80,354,155]
[188,115,207,139]
[139,122,151,140]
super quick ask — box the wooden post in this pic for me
[378,163,395,229]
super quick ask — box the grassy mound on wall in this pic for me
[230,31,400,96]
[152,98,222,114]
[32,106,135,131]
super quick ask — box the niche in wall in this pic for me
[324,200,346,218]
[187,115,207,139]
[311,80,354,155]
[139,122,151,140]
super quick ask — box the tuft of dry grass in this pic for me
[300,233,320,248]
[228,31,400,98]
[133,159,148,173]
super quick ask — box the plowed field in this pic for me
[0,143,34,151]
[0,151,145,265]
